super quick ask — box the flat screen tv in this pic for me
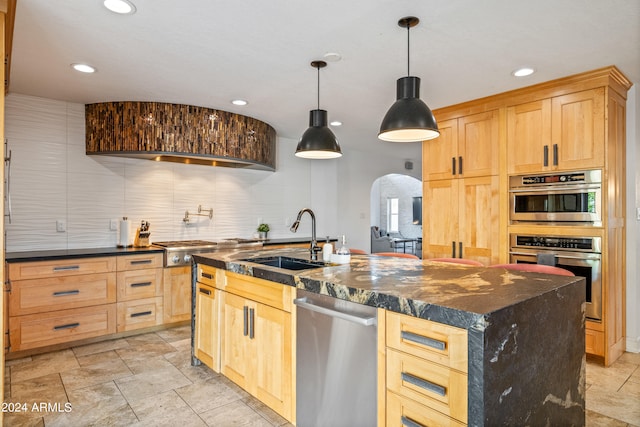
[412,196,422,225]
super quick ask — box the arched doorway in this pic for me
[370,174,422,257]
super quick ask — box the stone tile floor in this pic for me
[2,325,639,426]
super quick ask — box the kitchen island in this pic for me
[192,248,586,426]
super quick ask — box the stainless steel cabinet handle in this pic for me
[130,281,152,288]
[201,272,213,279]
[198,287,211,296]
[53,290,80,297]
[249,308,255,339]
[451,241,456,258]
[54,322,80,330]
[401,372,446,397]
[293,297,376,326]
[53,265,80,272]
[131,259,153,265]
[4,140,12,224]
[458,156,463,175]
[543,145,549,166]
[459,241,463,259]
[131,311,152,318]
[451,157,456,175]
[553,143,558,166]
[401,416,425,427]
[401,330,446,351]
[243,306,249,336]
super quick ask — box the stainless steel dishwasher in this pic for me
[294,289,377,427]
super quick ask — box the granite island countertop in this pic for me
[192,247,583,330]
[192,247,587,425]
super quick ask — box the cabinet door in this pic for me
[253,302,292,418]
[220,292,253,390]
[423,179,459,259]
[507,99,552,174]
[163,266,192,323]
[552,88,605,170]
[458,176,499,265]
[195,283,219,371]
[458,110,499,177]
[423,119,458,181]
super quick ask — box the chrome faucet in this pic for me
[290,208,322,261]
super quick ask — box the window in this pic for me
[387,198,399,232]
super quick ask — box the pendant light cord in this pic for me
[406,21,411,76]
[317,65,320,109]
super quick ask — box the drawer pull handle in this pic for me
[249,308,255,339]
[130,281,152,288]
[53,265,80,272]
[131,259,153,265]
[243,306,249,337]
[199,288,211,296]
[131,311,152,318]
[401,372,446,397]
[401,330,446,351]
[401,416,425,427]
[54,322,80,330]
[53,290,80,297]
[202,272,213,279]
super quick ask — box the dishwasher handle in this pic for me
[294,297,376,326]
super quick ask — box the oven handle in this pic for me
[509,250,601,261]
[509,184,601,193]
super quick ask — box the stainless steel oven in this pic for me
[509,234,602,321]
[509,170,602,225]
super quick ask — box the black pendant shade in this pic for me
[378,76,439,142]
[378,16,440,142]
[295,60,342,159]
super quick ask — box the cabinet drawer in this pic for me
[387,390,466,427]
[224,271,293,312]
[116,297,163,332]
[8,257,116,280]
[117,268,163,301]
[197,264,219,287]
[386,311,468,373]
[9,304,116,351]
[387,348,467,423]
[117,253,163,271]
[9,273,116,316]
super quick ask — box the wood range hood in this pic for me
[85,101,277,171]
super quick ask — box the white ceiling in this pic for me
[9,0,640,153]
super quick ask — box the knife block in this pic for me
[134,227,151,247]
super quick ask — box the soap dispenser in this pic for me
[322,236,333,262]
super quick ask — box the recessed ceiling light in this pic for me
[231,99,248,106]
[71,63,96,73]
[103,0,136,15]
[330,120,342,126]
[512,67,535,77]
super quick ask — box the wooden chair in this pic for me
[374,252,420,259]
[489,263,574,276]
[430,257,484,266]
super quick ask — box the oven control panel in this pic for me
[512,235,601,252]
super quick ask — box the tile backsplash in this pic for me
[5,94,338,252]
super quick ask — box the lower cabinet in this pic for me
[384,311,469,426]
[194,265,294,423]
[163,265,192,323]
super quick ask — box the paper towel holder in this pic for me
[183,205,213,223]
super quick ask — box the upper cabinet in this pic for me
[507,88,605,174]
[423,110,499,181]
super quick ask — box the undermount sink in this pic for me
[242,256,325,271]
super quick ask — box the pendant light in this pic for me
[295,60,342,159]
[379,16,440,142]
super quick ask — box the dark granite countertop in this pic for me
[192,247,583,330]
[5,246,164,263]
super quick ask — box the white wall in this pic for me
[4,94,340,251]
[625,85,639,353]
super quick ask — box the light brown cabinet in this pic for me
[163,265,192,323]
[7,257,117,352]
[384,311,468,426]
[423,176,499,265]
[194,279,219,371]
[115,253,163,332]
[507,88,605,174]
